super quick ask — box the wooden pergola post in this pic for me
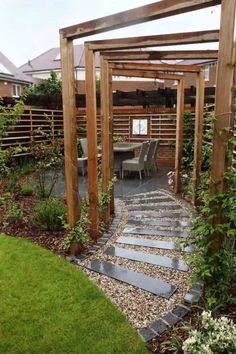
[60,34,80,226]
[108,65,115,215]
[175,79,185,194]
[101,56,111,223]
[193,69,205,205]
[210,0,236,194]
[209,0,236,252]
[85,45,99,239]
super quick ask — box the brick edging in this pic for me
[139,283,202,342]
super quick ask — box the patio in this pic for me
[52,166,172,199]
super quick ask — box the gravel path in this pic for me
[79,189,193,329]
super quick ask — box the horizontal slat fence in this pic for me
[1,107,178,149]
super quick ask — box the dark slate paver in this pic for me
[106,246,189,272]
[127,219,192,228]
[125,196,173,205]
[128,211,190,219]
[127,204,182,211]
[116,236,193,253]
[123,227,189,238]
[139,327,157,342]
[150,319,168,334]
[85,260,177,299]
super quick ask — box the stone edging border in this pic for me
[65,196,203,343]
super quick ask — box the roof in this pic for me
[19,44,216,74]
[0,51,33,84]
[19,45,100,73]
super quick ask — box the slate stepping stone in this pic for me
[106,246,189,272]
[116,236,193,253]
[123,227,189,238]
[85,260,177,299]
[127,204,182,211]
[127,219,192,228]
[125,196,173,205]
[128,212,190,219]
[125,191,165,199]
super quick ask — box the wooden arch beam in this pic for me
[60,0,221,40]
[102,50,219,61]
[86,30,219,51]
[110,62,204,72]
[112,69,183,80]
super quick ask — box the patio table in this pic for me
[113,142,142,174]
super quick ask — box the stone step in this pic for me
[125,191,166,199]
[123,227,189,238]
[127,219,192,228]
[128,211,190,219]
[116,236,193,253]
[125,196,173,205]
[85,260,177,299]
[106,246,189,272]
[127,204,182,211]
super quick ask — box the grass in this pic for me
[0,234,148,354]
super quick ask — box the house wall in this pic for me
[0,81,27,98]
[165,63,217,89]
[0,81,13,97]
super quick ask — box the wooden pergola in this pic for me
[59,0,236,242]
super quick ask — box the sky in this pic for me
[0,0,221,67]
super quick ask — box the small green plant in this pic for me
[4,201,23,224]
[21,183,34,196]
[113,135,124,143]
[63,201,90,249]
[182,311,236,354]
[33,198,66,231]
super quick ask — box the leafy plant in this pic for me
[4,201,23,224]
[63,200,90,249]
[21,183,34,196]
[33,198,66,231]
[0,99,25,178]
[24,71,61,97]
[182,110,195,169]
[184,135,236,311]
[30,115,63,198]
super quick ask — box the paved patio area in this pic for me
[52,166,172,199]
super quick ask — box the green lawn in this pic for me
[0,234,148,354]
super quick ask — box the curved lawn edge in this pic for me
[0,234,148,354]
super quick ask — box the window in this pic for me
[204,66,210,81]
[132,118,148,135]
[12,84,21,97]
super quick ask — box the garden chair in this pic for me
[80,138,102,159]
[121,141,149,180]
[144,139,159,175]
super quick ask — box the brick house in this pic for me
[0,52,32,98]
[19,45,217,94]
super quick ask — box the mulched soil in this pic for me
[0,175,95,256]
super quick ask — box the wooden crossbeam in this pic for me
[86,30,219,51]
[111,62,204,72]
[102,50,219,61]
[60,0,221,40]
[112,69,183,80]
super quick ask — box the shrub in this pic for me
[21,183,34,196]
[182,311,236,354]
[33,198,66,231]
[4,201,23,224]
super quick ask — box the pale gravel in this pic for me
[79,190,192,329]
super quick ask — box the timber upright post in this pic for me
[193,69,205,205]
[85,45,99,240]
[101,56,111,224]
[60,34,80,226]
[209,0,236,252]
[108,65,115,215]
[174,79,185,194]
